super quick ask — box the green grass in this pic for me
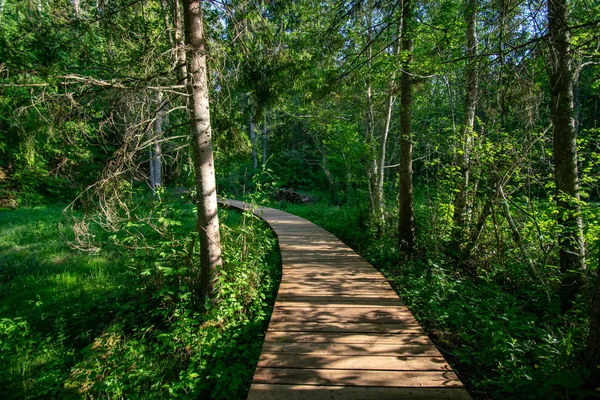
[0,198,280,399]
[0,205,134,398]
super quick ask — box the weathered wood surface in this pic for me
[219,200,470,399]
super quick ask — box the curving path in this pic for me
[219,199,470,400]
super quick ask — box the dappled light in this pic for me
[222,199,470,398]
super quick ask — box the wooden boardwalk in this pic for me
[220,200,470,400]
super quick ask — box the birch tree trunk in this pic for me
[451,0,478,255]
[152,92,163,191]
[71,0,80,17]
[173,0,188,85]
[547,0,586,311]
[364,0,378,228]
[147,129,156,193]
[183,0,222,304]
[250,114,257,169]
[374,21,401,234]
[262,112,268,166]
[398,0,415,254]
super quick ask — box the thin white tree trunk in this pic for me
[250,115,257,169]
[374,21,401,230]
[71,0,80,17]
[148,129,156,194]
[152,92,164,191]
[262,112,268,166]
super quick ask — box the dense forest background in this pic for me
[1,0,599,398]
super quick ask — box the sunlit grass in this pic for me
[0,200,280,399]
[0,205,133,399]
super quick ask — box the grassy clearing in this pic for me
[0,205,133,398]
[0,199,280,399]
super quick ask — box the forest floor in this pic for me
[0,200,280,399]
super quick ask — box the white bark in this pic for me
[262,112,268,166]
[250,115,257,169]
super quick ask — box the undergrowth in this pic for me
[279,192,598,400]
[0,192,280,399]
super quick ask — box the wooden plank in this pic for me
[261,342,440,357]
[268,321,424,334]
[264,331,432,345]
[269,314,419,325]
[277,282,393,292]
[281,270,385,279]
[270,308,419,325]
[253,368,464,387]
[247,384,471,400]
[257,353,453,371]
[274,296,405,307]
[276,291,401,300]
[276,289,400,298]
[272,306,411,314]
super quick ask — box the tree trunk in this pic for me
[547,0,586,311]
[173,0,188,85]
[398,0,415,254]
[375,21,401,234]
[364,0,379,229]
[375,92,393,221]
[152,92,163,191]
[160,0,175,49]
[250,114,257,169]
[183,0,222,305]
[147,129,156,194]
[451,0,478,255]
[262,111,268,166]
[71,0,80,16]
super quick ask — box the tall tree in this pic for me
[183,0,222,304]
[547,0,586,310]
[374,17,401,234]
[451,0,479,258]
[363,0,379,228]
[398,0,416,254]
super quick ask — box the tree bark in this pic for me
[250,114,257,169]
[262,111,268,166]
[71,0,80,17]
[183,0,222,304]
[398,0,415,254]
[547,0,586,311]
[152,92,163,192]
[451,0,478,255]
[363,0,379,229]
[173,0,188,85]
[147,129,156,193]
[375,21,401,234]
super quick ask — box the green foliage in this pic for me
[284,191,599,399]
[0,195,280,399]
